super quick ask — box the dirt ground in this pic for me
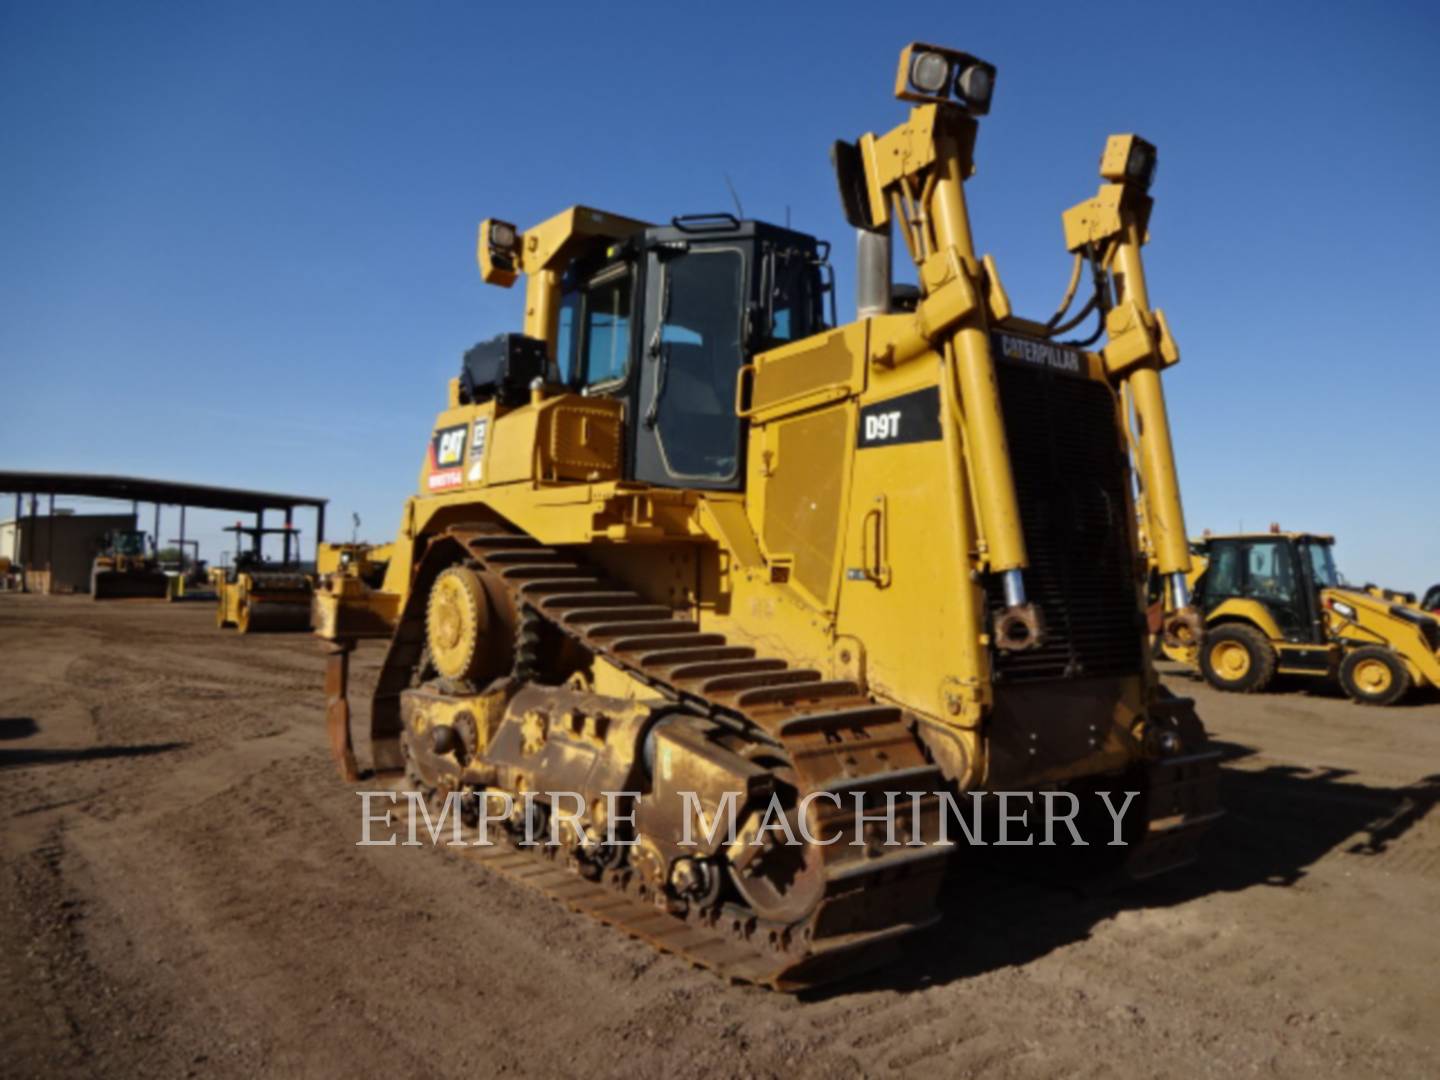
[2,593,1438,1079]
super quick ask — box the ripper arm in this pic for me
[1061,134,1200,646]
[844,97,1043,650]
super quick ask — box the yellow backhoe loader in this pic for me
[213,523,313,633]
[316,42,1220,989]
[91,529,169,600]
[1163,528,1440,705]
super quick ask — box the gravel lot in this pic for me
[3,593,1438,1078]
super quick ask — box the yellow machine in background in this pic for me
[1164,528,1440,705]
[91,529,169,600]
[310,540,397,639]
[163,540,211,602]
[214,523,313,633]
[316,540,392,582]
[317,42,1219,988]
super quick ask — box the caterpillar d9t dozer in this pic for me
[317,42,1220,989]
[91,529,169,600]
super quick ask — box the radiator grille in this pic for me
[985,361,1145,683]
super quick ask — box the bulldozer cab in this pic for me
[1193,533,1337,644]
[553,216,828,490]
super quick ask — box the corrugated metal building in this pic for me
[0,512,137,593]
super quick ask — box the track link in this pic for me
[366,523,1221,988]
[370,524,953,988]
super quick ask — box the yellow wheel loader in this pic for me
[316,42,1220,989]
[214,523,313,633]
[1164,529,1440,705]
[91,529,169,600]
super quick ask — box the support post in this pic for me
[283,507,293,565]
[323,640,360,782]
[25,494,37,593]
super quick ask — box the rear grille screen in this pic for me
[984,359,1145,683]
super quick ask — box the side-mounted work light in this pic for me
[894,42,997,116]
[477,217,520,287]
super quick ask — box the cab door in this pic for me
[631,243,748,491]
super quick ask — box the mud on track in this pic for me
[3,593,1439,1078]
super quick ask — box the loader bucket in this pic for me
[92,568,171,601]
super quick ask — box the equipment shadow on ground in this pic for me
[814,741,1440,999]
[0,741,187,769]
[0,716,40,740]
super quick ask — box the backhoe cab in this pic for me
[1167,529,1440,705]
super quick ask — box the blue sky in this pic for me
[3,1,1437,588]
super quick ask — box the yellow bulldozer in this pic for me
[316,42,1219,989]
[316,540,392,585]
[213,523,314,633]
[1162,528,1440,705]
[91,528,169,600]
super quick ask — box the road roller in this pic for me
[214,523,313,633]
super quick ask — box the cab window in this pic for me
[766,248,820,345]
[555,291,580,383]
[581,268,632,387]
[1202,543,1242,600]
[1303,541,1339,589]
[650,247,744,480]
[1242,540,1297,604]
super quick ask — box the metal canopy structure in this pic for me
[0,472,327,515]
[1,471,329,577]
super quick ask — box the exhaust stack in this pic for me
[855,225,892,319]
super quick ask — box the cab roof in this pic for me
[1197,531,1335,544]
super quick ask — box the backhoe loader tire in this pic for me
[1199,624,1276,694]
[1339,647,1410,707]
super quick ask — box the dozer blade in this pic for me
[241,598,313,632]
[91,570,170,601]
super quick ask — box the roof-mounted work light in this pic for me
[894,42,997,116]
